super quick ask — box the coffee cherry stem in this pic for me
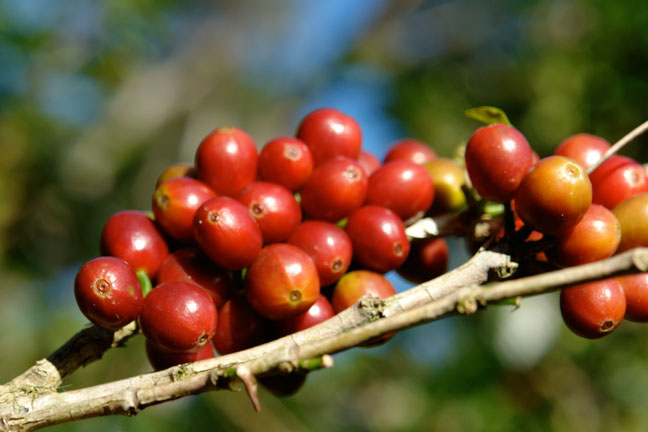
[137,269,153,298]
[588,118,648,174]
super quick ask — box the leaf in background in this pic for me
[465,106,512,126]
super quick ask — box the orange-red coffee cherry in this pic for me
[74,256,142,330]
[140,281,218,353]
[157,247,234,308]
[465,123,534,202]
[193,196,263,271]
[155,162,194,188]
[384,138,436,165]
[547,204,620,267]
[288,221,353,286]
[365,160,435,221]
[100,210,169,279]
[559,278,626,339]
[332,270,397,313]
[590,155,648,210]
[345,205,410,273]
[299,156,368,222]
[146,340,214,371]
[357,150,381,176]
[152,177,217,244]
[195,127,258,196]
[612,193,648,252]
[397,237,449,284]
[258,136,314,191]
[553,133,610,170]
[235,181,302,244]
[245,244,320,320]
[295,107,362,166]
[617,273,648,322]
[275,294,335,336]
[515,156,592,235]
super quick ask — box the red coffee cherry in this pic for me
[193,196,263,270]
[258,136,313,191]
[235,181,302,244]
[288,220,353,286]
[145,340,214,371]
[299,156,368,222]
[140,281,218,353]
[396,237,449,284]
[296,107,362,166]
[152,177,217,243]
[547,204,620,267]
[245,244,320,320]
[155,162,195,188]
[194,127,258,196]
[74,256,142,330]
[346,205,410,273]
[275,294,335,337]
[384,138,436,165]
[213,295,272,355]
[357,150,382,177]
[616,273,648,323]
[514,156,592,235]
[612,193,648,252]
[100,210,169,278]
[424,158,466,215]
[560,278,626,339]
[590,155,648,210]
[465,123,534,202]
[365,160,435,221]
[259,373,307,398]
[553,133,610,170]
[332,270,396,313]
[157,247,234,308]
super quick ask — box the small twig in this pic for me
[588,119,648,174]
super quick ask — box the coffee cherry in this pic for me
[299,156,368,222]
[259,373,307,397]
[245,244,320,320]
[152,177,217,243]
[155,162,194,188]
[553,133,610,170]
[157,247,234,308]
[560,278,626,339]
[213,295,271,355]
[74,256,142,330]
[590,155,648,209]
[357,150,381,176]
[616,273,648,323]
[295,108,362,166]
[332,270,396,314]
[100,210,169,278]
[547,204,620,267]
[465,123,534,202]
[235,181,302,244]
[193,196,263,271]
[424,158,466,215]
[365,160,435,221]
[140,281,218,353]
[384,138,436,165]
[514,156,592,235]
[612,193,648,252]
[145,340,214,371]
[288,221,352,286]
[396,237,449,284]
[195,127,257,196]
[275,294,335,336]
[258,136,314,191]
[346,205,410,273]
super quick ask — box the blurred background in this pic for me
[1,0,648,430]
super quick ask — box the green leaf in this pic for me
[465,106,512,126]
[136,269,153,298]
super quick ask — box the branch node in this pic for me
[632,248,648,272]
[456,295,479,314]
[236,366,260,412]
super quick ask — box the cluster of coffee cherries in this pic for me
[463,123,648,339]
[73,107,458,394]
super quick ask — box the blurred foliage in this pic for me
[0,0,647,431]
